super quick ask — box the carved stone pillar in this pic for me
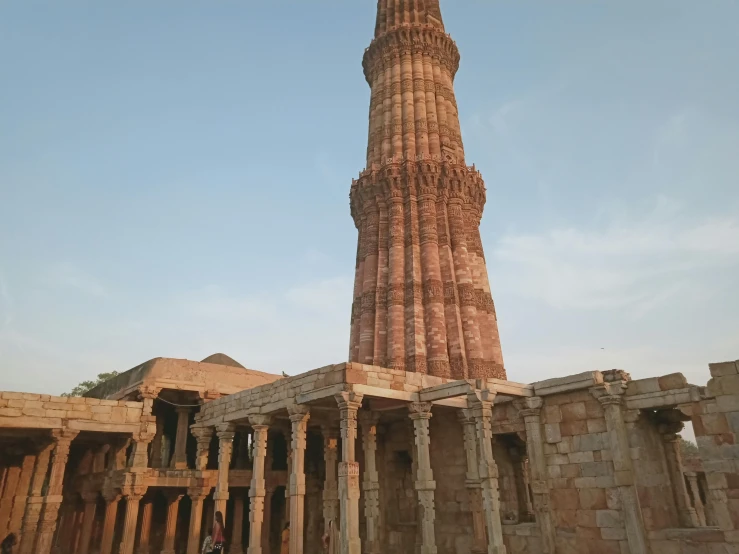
[173,407,192,469]
[193,426,214,471]
[321,425,340,533]
[0,466,20,537]
[131,386,159,469]
[229,492,245,554]
[467,391,506,554]
[35,428,78,554]
[659,422,700,528]
[247,414,271,554]
[287,405,310,554]
[187,488,210,554]
[150,416,165,468]
[685,472,706,526]
[78,492,98,554]
[359,413,380,554]
[19,441,54,554]
[336,391,363,554]
[7,454,35,535]
[99,492,121,554]
[136,500,154,554]
[119,493,144,554]
[520,397,555,554]
[161,492,184,554]
[409,403,437,554]
[591,382,650,554]
[215,424,236,518]
[459,410,486,554]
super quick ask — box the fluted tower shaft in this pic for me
[349,0,505,380]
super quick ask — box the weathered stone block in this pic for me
[561,402,587,421]
[709,361,739,378]
[545,423,562,443]
[560,420,588,435]
[0,407,22,417]
[596,509,623,528]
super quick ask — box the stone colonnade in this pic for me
[203,390,572,554]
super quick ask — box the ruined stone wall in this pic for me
[0,391,143,429]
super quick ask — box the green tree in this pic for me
[61,371,120,397]
[680,438,700,459]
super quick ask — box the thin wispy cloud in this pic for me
[492,198,739,314]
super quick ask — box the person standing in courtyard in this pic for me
[1,534,17,554]
[212,511,226,552]
[280,522,290,554]
[322,519,339,554]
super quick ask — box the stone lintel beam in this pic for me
[419,380,476,402]
[484,379,534,398]
[533,371,604,396]
[624,387,701,410]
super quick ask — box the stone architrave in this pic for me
[591,382,650,554]
[335,391,363,554]
[77,492,99,554]
[684,472,707,526]
[247,414,271,554]
[458,410,486,554]
[19,441,54,554]
[519,397,556,554]
[187,488,210,554]
[321,425,340,534]
[229,491,245,554]
[119,491,145,554]
[409,402,438,554]
[35,428,79,554]
[467,390,507,554]
[161,492,184,554]
[173,407,192,469]
[659,420,700,528]
[287,405,310,554]
[359,413,381,554]
[99,492,122,554]
[136,500,154,554]
[215,423,236,518]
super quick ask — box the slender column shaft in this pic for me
[322,426,340,533]
[193,426,214,471]
[19,442,54,554]
[467,392,506,554]
[99,495,121,554]
[247,416,271,554]
[685,472,707,526]
[409,403,437,554]
[187,491,208,554]
[261,489,273,554]
[173,407,192,469]
[78,494,98,554]
[459,411,486,554]
[35,429,78,554]
[215,424,236,518]
[360,414,381,554]
[520,398,555,553]
[661,431,699,527]
[592,383,649,554]
[159,493,183,554]
[0,467,21,536]
[119,495,142,554]
[287,407,310,554]
[150,417,165,468]
[336,392,363,554]
[136,501,154,554]
[7,454,35,535]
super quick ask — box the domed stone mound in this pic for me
[200,353,245,369]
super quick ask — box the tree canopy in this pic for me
[61,371,119,397]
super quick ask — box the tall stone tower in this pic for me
[349,0,506,381]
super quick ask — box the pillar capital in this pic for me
[81,491,99,504]
[216,422,236,439]
[335,390,364,411]
[187,487,210,501]
[248,414,272,428]
[408,402,433,419]
[358,411,380,429]
[138,385,161,400]
[591,381,627,406]
[287,403,310,421]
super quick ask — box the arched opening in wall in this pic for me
[269,486,287,554]
[207,432,219,470]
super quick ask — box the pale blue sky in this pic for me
[1,1,738,397]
